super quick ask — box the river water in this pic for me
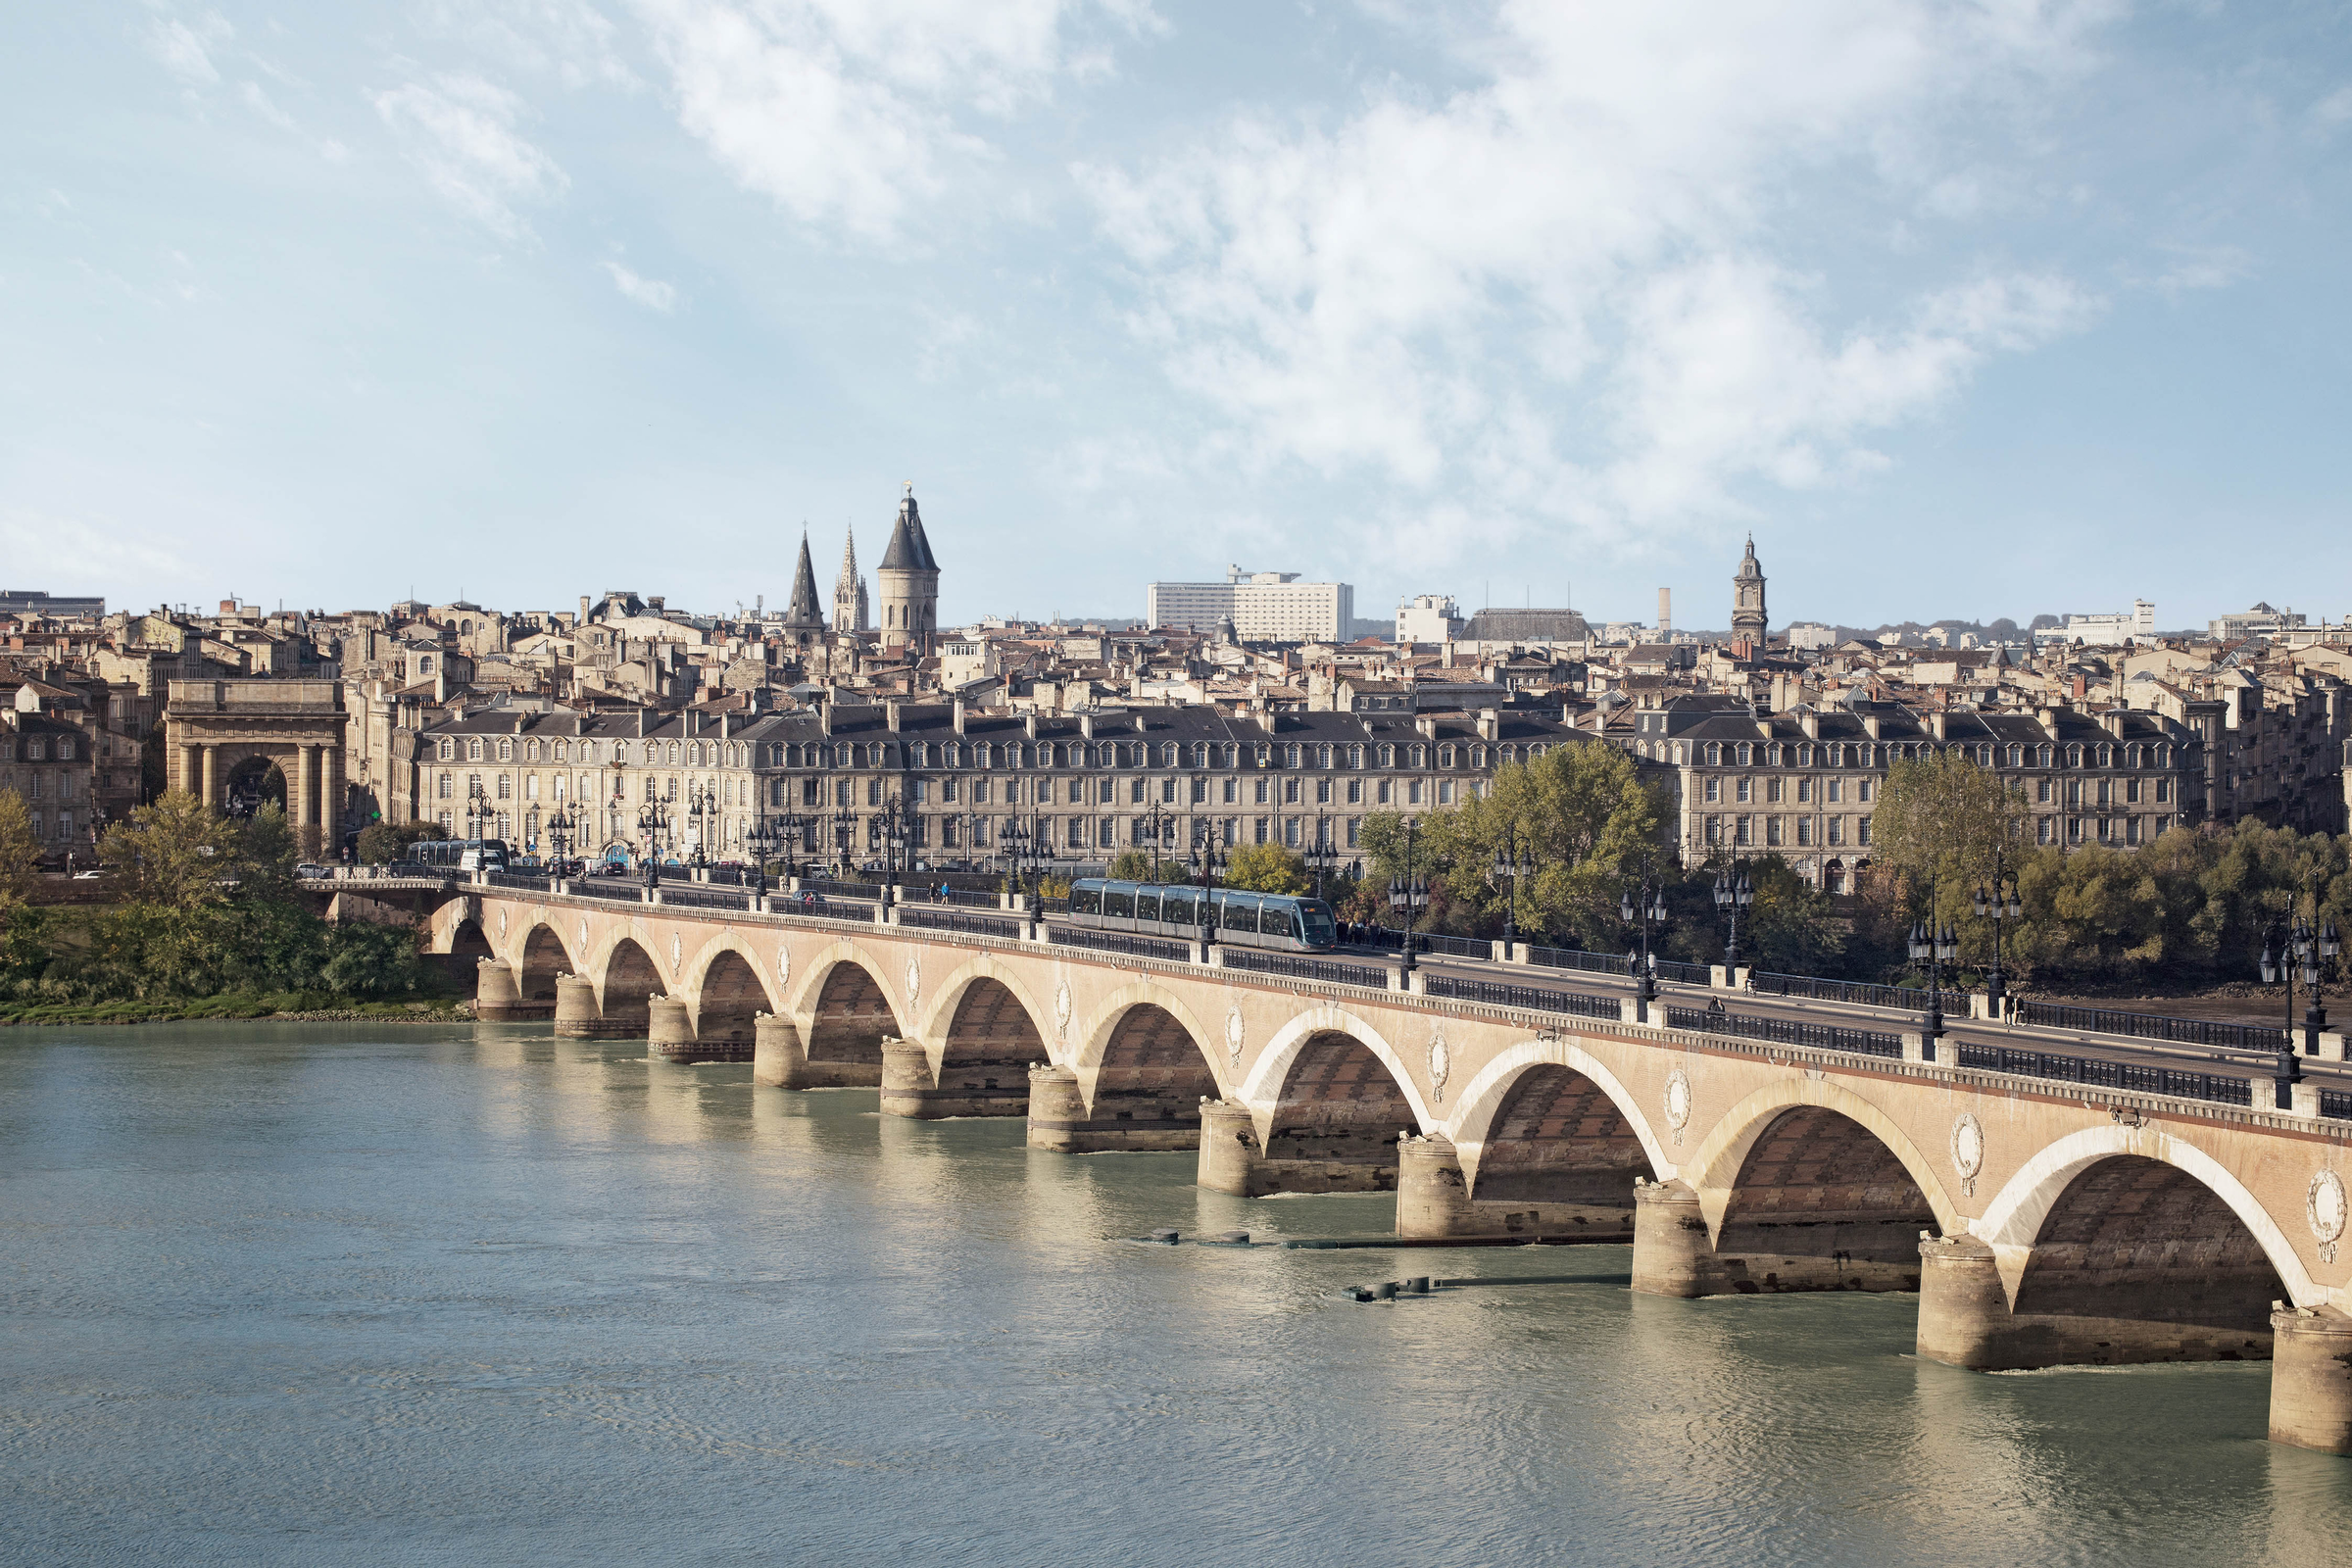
[3,1023,2348,1566]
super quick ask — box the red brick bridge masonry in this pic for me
[429,885,2352,1455]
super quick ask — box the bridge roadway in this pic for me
[382,875,2352,1453]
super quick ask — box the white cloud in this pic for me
[604,260,677,311]
[371,74,568,238]
[146,13,232,86]
[239,79,296,131]
[2312,85,2352,127]
[416,0,641,91]
[0,509,194,584]
[1082,0,2124,564]
[634,0,1146,243]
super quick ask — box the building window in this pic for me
[1735,777,1751,804]
[1795,817,1812,846]
[1828,817,1843,847]
[1704,777,1720,804]
[1736,816,1751,846]
[1408,780,1423,805]
[1857,816,1873,847]
[1767,777,1784,804]
[1858,779,1873,804]
[1766,816,1783,847]
[1705,816,1722,846]
[1796,777,1812,804]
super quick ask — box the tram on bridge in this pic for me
[1065,879,1339,953]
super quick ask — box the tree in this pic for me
[357,817,443,864]
[0,791,38,906]
[1103,849,1156,882]
[1225,843,1307,895]
[99,792,244,909]
[1362,740,1665,943]
[1872,751,2029,898]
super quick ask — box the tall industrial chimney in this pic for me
[1658,587,1672,638]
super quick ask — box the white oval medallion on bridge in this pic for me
[577,917,589,955]
[2310,1170,2347,1263]
[1664,1068,1691,1135]
[1951,1113,1985,1198]
[1225,1007,1245,1069]
[906,956,921,1010]
[671,933,682,973]
[777,944,791,988]
[1054,982,1072,1041]
[1427,1029,1449,1103]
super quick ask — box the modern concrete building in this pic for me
[2063,600,2157,645]
[1148,566,1353,644]
[1395,594,1461,645]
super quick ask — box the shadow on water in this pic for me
[1,1022,2349,1568]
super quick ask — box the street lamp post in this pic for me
[545,804,575,878]
[1713,860,1754,971]
[2262,913,2339,1107]
[1190,826,1226,951]
[637,794,672,890]
[1620,874,1670,1024]
[1491,823,1536,948]
[1304,810,1339,903]
[873,794,910,908]
[1140,798,1172,882]
[1906,890,1960,1061]
[1387,815,1429,973]
[1004,814,1044,917]
[466,778,492,847]
[1973,849,2024,1018]
[744,815,777,898]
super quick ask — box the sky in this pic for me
[3,2,2351,634]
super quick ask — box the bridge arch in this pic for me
[1071,983,1223,1134]
[1445,1040,1668,1185]
[513,922,573,1009]
[597,936,664,1036]
[1445,1044,1667,1211]
[1241,1009,1424,1190]
[1674,1079,1957,1293]
[909,956,1054,1064]
[786,942,906,1077]
[1978,1125,2319,1310]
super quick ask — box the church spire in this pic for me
[833,525,869,633]
[784,528,822,628]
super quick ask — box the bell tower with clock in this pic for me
[1732,537,1768,645]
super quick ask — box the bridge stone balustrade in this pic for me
[430,884,2352,1454]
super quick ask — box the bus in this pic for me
[408,838,512,874]
[1065,879,1338,954]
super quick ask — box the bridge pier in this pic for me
[2271,1306,2352,1454]
[553,974,633,1039]
[473,960,520,1022]
[1916,1233,2274,1368]
[1396,1135,1634,1242]
[754,1015,810,1088]
[878,1037,1031,1119]
[1027,1065,1204,1152]
[1196,1098,1399,1197]
[1632,1177,1920,1297]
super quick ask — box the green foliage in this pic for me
[1357,741,1665,942]
[357,817,443,864]
[1873,751,2028,891]
[1225,843,1307,895]
[1103,849,1157,882]
[0,791,38,906]
[98,791,245,908]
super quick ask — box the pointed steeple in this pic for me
[836,528,859,592]
[784,529,822,628]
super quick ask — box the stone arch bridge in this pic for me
[426,884,2352,1454]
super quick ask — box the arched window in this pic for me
[2066,744,2082,768]
[1378,744,1395,767]
[1704,741,1720,765]
[466,737,483,761]
[1795,744,1812,767]
[1161,742,1178,767]
[437,738,453,761]
[1193,743,1209,768]
[2037,744,2052,766]
[1438,744,1455,767]
[1735,743,1750,765]
[1286,744,1302,768]
[946,743,961,767]
[1409,744,1427,767]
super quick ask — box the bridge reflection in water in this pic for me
[420,880,2352,1455]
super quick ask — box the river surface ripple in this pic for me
[2,1023,2348,1566]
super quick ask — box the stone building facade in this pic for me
[415,699,1591,867]
[1620,695,2206,891]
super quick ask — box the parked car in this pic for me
[295,862,333,879]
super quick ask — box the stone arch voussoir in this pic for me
[1444,1039,1670,1191]
[1682,1077,1962,1244]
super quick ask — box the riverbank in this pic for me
[0,993,474,1027]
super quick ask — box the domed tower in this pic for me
[1732,536,1768,645]
[876,483,940,655]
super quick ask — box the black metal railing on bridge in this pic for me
[1520,944,1711,987]
[2321,1089,2352,1122]
[1218,947,1391,990]
[1952,1043,2254,1107]
[658,884,753,912]
[1664,1004,1903,1060]
[485,871,552,893]
[800,877,882,903]
[897,906,1024,941]
[2010,1000,2285,1055]
[567,879,645,902]
[1423,974,1620,1023]
[1412,931,1494,960]
[1746,971,1968,1014]
[1050,927,1193,963]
